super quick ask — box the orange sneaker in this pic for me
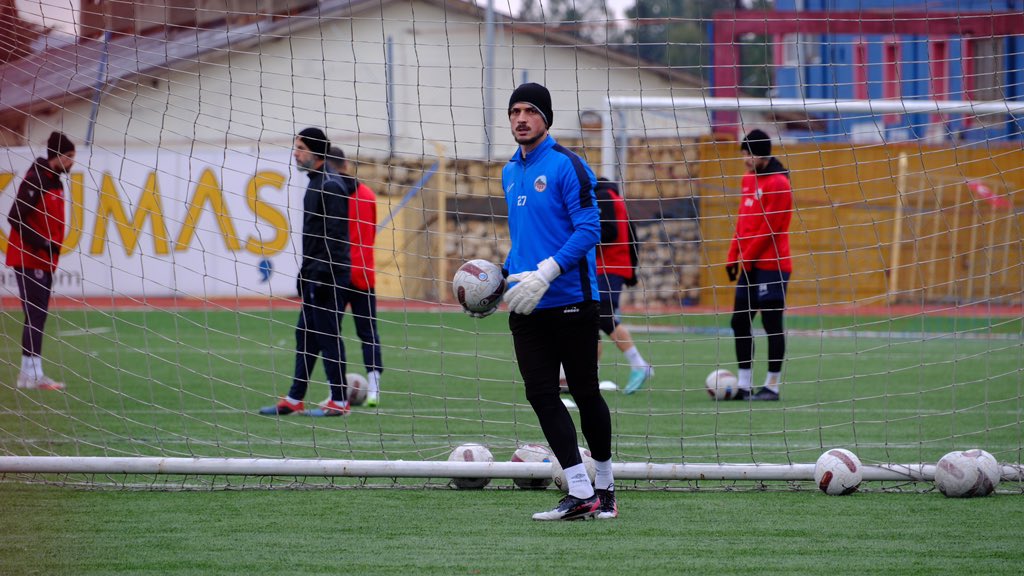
[308,399,350,417]
[258,398,304,415]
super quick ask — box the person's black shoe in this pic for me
[531,494,599,521]
[751,387,780,401]
[731,388,751,400]
[595,489,618,519]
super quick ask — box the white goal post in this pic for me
[3,456,1021,482]
[599,96,1024,182]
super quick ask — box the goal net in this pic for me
[1,2,1022,491]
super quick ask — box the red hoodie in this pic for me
[6,158,65,272]
[727,157,792,273]
[595,182,635,282]
[349,182,377,291]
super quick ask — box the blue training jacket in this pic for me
[502,134,600,309]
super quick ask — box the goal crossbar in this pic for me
[599,96,1024,179]
[2,457,1021,482]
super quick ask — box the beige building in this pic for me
[1,0,707,162]
[0,0,710,302]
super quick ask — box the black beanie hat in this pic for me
[297,127,330,158]
[508,83,553,128]
[46,131,75,160]
[327,146,345,163]
[740,129,772,158]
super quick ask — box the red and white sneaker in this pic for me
[258,398,304,415]
[306,399,350,417]
[17,374,65,391]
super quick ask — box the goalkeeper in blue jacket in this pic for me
[498,83,616,521]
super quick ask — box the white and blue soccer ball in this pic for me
[935,449,1000,498]
[814,448,863,495]
[452,260,506,314]
[510,443,554,490]
[551,446,596,492]
[448,443,494,489]
[705,369,738,400]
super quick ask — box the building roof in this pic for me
[0,0,705,123]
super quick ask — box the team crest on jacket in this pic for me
[534,175,547,192]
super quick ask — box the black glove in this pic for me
[726,263,739,282]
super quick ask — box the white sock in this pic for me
[564,463,595,499]
[30,356,43,380]
[764,372,781,393]
[738,368,753,391]
[284,396,303,406]
[623,346,647,369]
[367,370,381,396]
[594,458,614,491]
[20,355,33,377]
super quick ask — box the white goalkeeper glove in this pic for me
[505,257,561,315]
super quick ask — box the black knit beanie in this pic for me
[297,127,330,158]
[508,83,553,128]
[740,129,772,158]
[46,131,75,160]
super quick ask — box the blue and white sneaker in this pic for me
[624,365,653,395]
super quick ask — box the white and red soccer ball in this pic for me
[448,443,494,489]
[552,446,596,491]
[934,449,1000,498]
[510,443,554,490]
[814,448,863,495]
[452,259,506,315]
[705,369,738,400]
[345,373,368,406]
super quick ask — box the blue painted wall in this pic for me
[767,0,1024,142]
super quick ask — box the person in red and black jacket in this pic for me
[7,131,76,391]
[594,179,652,395]
[726,129,793,401]
[327,147,383,408]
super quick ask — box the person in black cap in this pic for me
[498,82,617,520]
[259,128,356,417]
[7,131,76,390]
[726,129,793,401]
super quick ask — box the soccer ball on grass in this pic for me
[705,369,738,400]
[510,443,554,490]
[345,373,368,406]
[448,443,494,489]
[934,449,1000,498]
[452,259,506,315]
[814,448,863,495]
